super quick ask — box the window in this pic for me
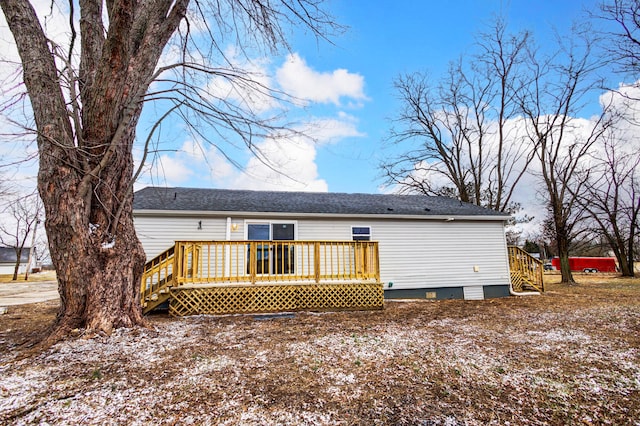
[246,222,296,275]
[247,224,270,240]
[272,223,295,241]
[352,226,371,241]
[246,222,295,241]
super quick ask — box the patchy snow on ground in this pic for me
[1,280,640,425]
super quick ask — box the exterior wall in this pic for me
[291,217,511,293]
[374,219,510,291]
[134,213,511,297]
[134,215,228,258]
[0,263,27,275]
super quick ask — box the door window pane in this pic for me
[248,224,270,240]
[272,223,294,240]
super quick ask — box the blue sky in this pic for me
[296,0,609,194]
[133,0,613,199]
[0,0,621,210]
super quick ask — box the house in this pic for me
[133,187,528,315]
[0,246,31,275]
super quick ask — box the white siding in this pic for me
[370,219,510,290]
[134,213,510,290]
[134,215,227,259]
[463,286,485,300]
[296,218,354,240]
[0,263,27,275]
[242,216,510,290]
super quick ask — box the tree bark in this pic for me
[1,0,187,339]
[11,247,22,281]
[47,180,146,337]
[556,234,575,284]
[2,0,332,340]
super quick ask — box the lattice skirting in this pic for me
[510,271,525,292]
[168,283,384,316]
[510,271,543,292]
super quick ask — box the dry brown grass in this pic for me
[0,271,56,284]
[1,274,639,425]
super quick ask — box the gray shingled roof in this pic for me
[0,247,30,263]
[133,187,509,219]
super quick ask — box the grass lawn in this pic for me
[0,270,57,284]
[0,273,638,425]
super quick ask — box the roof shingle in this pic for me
[133,187,509,219]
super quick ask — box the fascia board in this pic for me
[133,209,511,222]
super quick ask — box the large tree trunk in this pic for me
[552,206,576,284]
[557,249,575,284]
[49,212,146,337]
[625,227,636,278]
[2,0,187,340]
[40,143,147,337]
[612,246,632,277]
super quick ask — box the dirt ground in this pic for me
[0,274,639,425]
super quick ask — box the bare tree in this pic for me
[0,0,338,339]
[518,28,611,284]
[598,0,640,81]
[0,172,16,200]
[0,192,42,280]
[577,130,639,276]
[382,19,533,214]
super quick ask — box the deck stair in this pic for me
[140,246,176,314]
[508,246,544,293]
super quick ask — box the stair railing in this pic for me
[508,246,544,293]
[140,245,176,310]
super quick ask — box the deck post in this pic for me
[249,241,257,284]
[373,243,380,282]
[362,243,368,279]
[314,242,320,283]
[193,244,201,279]
[174,242,183,284]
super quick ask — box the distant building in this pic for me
[0,246,31,275]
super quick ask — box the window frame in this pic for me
[351,225,372,241]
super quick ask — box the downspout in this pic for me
[226,217,232,241]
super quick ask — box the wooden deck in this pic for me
[140,241,542,316]
[141,240,383,316]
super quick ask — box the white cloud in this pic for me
[276,53,367,106]
[303,114,365,144]
[136,111,366,193]
[201,47,280,115]
[232,135,328,192]
[150,154,194,185]
[225,114,365,192]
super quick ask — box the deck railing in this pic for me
[508,246,544,293]
[174,240,380,285]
